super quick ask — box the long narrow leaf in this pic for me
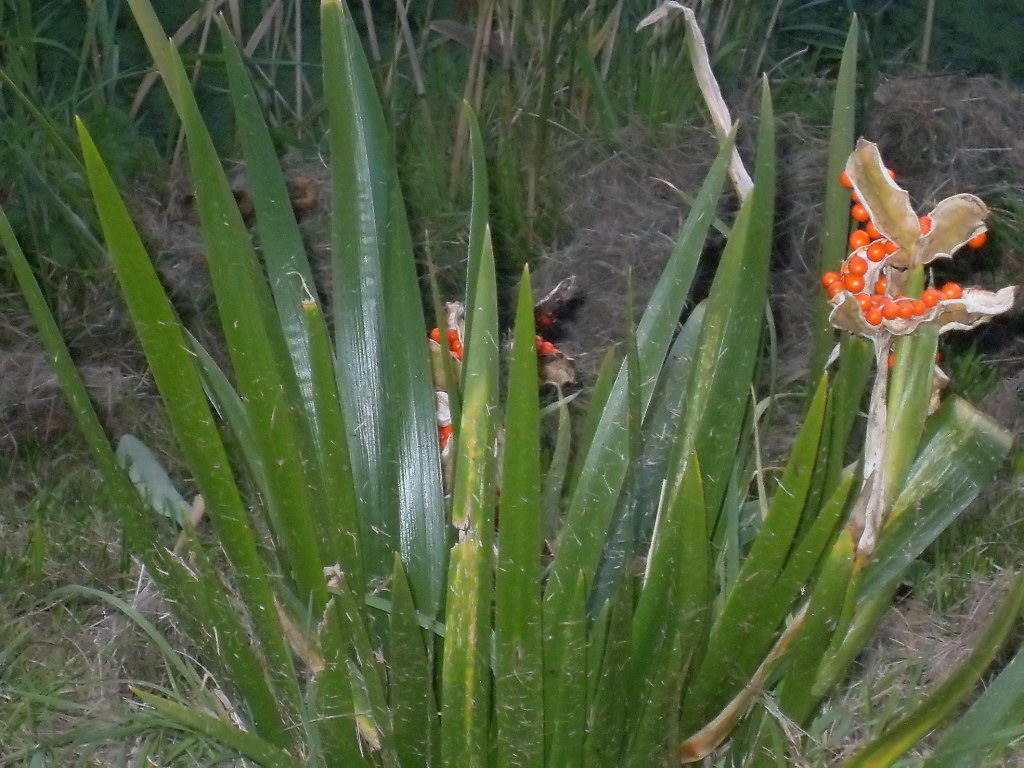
[494,271,544,768]
[545,129,734,616]
[77,121,299,742]
[322,0,446,612]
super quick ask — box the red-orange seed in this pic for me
[865,308,883,325]
[922,288,942,307]
[897,301,916,320]
[447,329,464,360]
[882,301,900,320]
[866,220,882,240]
[912,299,926,315]
[822,271,841,288]
[827,282,844,298]
[855,293,872,310]
[941,282,963,300]
[920,216,933,235]
[846,255,868,276]
[843,274,865,292]
[430,327,441,343]
[875,277,888,295]
[968,231,987,248]
[851,203,870,222]
[884,239,899,254]
[849,230,871,250]
[840,171,853,188]
[867,241,887,262]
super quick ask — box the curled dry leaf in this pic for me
[829,285,1016,339]
[845,138,989,270]
[846,138,920,257]
[918,193,988,266]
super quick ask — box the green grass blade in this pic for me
[441,106,500,766]
[844,570,1024,768]
[583,589,633,768]
[322,0,446,612]
[76,121,300,740]
[494,271,544,768]
[545,128,733,612]
[927,641,1024,767]
[679,81,775,529]
[592,302,706,608]
[542,392,573,546]
[862,397,1013,598]
[575,37,620,135]
[682,374,826,732]
[440,540,492,766]
[808,15,858,382]
[389,555,441,767]
[626,455,707,764]
[126,0,330,612]
[219,20,323,421]
[775,524,857,724]
[883,314,937,505]
[823,335,873,491]
[544,571,588,768]
[301,298,366,590]
[132,690,304,768]
[319,570,396,766]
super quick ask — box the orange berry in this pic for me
[919,216,932,235]
[843,274,865,292]
[912,299,926,315]
[821,271,841,288]
[865,308,883,325]
[882,301,900,320]
[865,220,882,240]
[875,276,888,295]
[888,351,896,370]
[851,204,870,222]
[849,230,871,249]
[887,168,897,180]
[897,300,916,320]
[941,282,963,300]
[840,171,853,188]
[538,340,556,355]
[968,231,987,248]
[922,288,942,307]
[884,239,899,254]
[867,241,887,262]
[855,293,873,310]
[439,423,453,450]
[827,281,844,298]
[851,189,860,203]
[846,255,868,276]
[447,328,464,360]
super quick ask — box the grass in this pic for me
[3,1,1024,765]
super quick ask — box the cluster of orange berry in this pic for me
[429,327,560,360]
[820,169,987,327]
[430,326,465,361]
